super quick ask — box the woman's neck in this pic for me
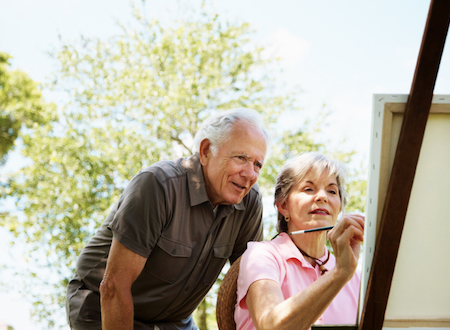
[290,232,327,259]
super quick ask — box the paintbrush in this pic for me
[289,225,334,235]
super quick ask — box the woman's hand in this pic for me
[327,213,365,281]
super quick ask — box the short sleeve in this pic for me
[108,171,167,258]
[236,241,282,309]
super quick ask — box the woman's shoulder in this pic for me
[247,236,280,251]
[238,235,289,288]
[244,235,287,262]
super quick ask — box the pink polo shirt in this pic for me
[235,233,360,329]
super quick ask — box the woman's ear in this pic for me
[276,201,289,218]
[199,139,212,166]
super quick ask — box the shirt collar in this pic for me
[183,153,246,212]
[275,232,329,268]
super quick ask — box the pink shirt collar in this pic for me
[274,232,330,269]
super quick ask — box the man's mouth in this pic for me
[233,182,246,190]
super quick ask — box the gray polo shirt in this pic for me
[66,153,263,329]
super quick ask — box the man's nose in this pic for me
[240,162,258,180]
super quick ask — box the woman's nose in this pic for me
[315,189,328,202]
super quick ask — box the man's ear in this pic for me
[199,139,212,166]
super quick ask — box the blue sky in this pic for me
[1,0,449,329]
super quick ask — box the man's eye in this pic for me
[235,156,246,163]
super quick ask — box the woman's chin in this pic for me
[306,220,332,228]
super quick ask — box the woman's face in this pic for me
[279,170,341,232]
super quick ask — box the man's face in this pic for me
[200,121,267,206]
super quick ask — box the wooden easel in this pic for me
[359,1,450,330]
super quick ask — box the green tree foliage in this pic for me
[0,51,57,327]
[1,2,365,329]
[0,52,56,164]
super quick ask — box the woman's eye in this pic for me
[328,190,337,194]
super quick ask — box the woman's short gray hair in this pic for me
[192,108,270,155]
[274,152,348,233]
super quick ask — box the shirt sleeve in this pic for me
[236,241,282,310]
[108,171,168,258]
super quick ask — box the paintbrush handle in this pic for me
[289,225,334,235]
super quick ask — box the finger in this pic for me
[341,213,365,226]
[348,214,365,229]
[338,214,365,233]
[338,224,363,243]
[343,220,364,242]
[329,221,364,245]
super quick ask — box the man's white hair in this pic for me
[192,108,270,155]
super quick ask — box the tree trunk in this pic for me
[197,298,208,330]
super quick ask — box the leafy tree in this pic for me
[0,51,57,327]
[1,2,365,329]
[0,52,56,164]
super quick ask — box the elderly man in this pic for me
[66,108,269,330]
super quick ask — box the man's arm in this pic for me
[100,237,147,330]
[229,187,264,264]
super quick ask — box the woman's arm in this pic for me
[100,238,147,330]
[246,214,364,330]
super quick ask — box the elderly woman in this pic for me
[235,152,364,330]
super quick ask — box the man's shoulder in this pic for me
[242,182,263,205]
[138,157,188,182]
[249,182,262,195]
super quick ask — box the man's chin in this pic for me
[224,194,245,205]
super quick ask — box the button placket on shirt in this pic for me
[163,211,223,317]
